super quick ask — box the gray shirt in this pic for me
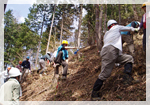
[40,54,51,62]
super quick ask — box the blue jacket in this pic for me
[21,60,30,70]
[56,45,69,60]
[121,21,138,35]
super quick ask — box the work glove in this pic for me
[134,27,140,32]
[66,59,68,64]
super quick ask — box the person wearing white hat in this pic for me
[0,67,22,104]
[91,19,140,100]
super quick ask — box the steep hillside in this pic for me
[20,33,146,101]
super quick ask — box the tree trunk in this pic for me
[119,4,121,24]
[111,5,113,18]
[87,21,92,45]
[95,4,100,48]
[95,4,103,52]
[125,4,128,14]
[104,4,107,34]
[98,4,103,51]
[132,4,138,20]
[60,14,63,45]
[35,16,45,68]
[77,4,83,49]
[54,27,56,50]
[46,4,56,53]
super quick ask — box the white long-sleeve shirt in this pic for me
[0,78,21,105]
[102,25,135,54]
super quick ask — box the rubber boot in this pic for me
[91,79,103,101]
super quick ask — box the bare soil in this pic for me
[20,33,146,101]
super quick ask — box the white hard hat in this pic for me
[107,19,117,27]
[9,67,22,77]
[47,52,50,54]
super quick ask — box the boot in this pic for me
[37,69,41,74]
[91,79,103,100]
[61,76,66,80]
[124,62,132,75]
[61,74,67,80]
[91,91,101,101]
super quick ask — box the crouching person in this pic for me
[37,52,52,76]
[0,67,22,105]
[91,19,140,100]
[54,40,69,80]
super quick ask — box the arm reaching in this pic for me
[65,47,77,50]
[133,27,140,32]
[119,26,140,32]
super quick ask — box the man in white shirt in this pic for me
[91,19,140,100]
[0,67,22,105]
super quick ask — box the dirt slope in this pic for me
[20,34,146,101]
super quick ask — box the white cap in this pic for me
[107,19,117,27]
[9,67,22,77]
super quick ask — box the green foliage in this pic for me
[26,4,55,58]
[4,4,143,66]
[54,4,75,39]
[4,10,39,66]
[81,4,143,47]
[41,4,76,53]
